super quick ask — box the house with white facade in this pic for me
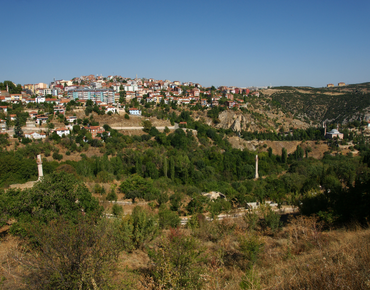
[36,96,46,103]
[129,108,141,116]
[54,127,70,137]
[66,116,77,123]
[0,119,6,131]
[25,132,46,139]
[36,115,49,124]
[106,106,117,114]
[54,105,65,115]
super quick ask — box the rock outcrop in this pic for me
[216,111,253,132]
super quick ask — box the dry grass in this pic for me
[261,229,370,289]
[0,236,28,289]
[259,217,370,289]
[1,215,370,289]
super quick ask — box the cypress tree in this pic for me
[170,156,175,180]
[282,148,287,163]
[163,156,168,178]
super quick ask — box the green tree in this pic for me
[268,147,273,158]
[158,206,181,229]
[2,171,102,236]
[142,120,152,133]
[163,156,168,178]
[115,206,159,251]
[119,174,160,202]
[170,156,175,181]
[282,148,287,163]
[148,228,206,289]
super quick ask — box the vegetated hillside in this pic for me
[268,82,370,124]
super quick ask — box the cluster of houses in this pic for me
[0,75,262,138]
[24,125,110,141]
[1,75,259,110]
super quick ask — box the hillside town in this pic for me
[0,75,261,139]
[2,75,257,108]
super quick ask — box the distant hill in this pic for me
[267,82,370,124]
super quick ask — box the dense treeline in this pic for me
[9,126,365,222]
[2,108,370,218]
[0,80,23,94]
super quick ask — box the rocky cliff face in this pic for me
[216,111,253,132]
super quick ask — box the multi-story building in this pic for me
[34,83,49,90]
[68,88,115,104]
[24,84,35,93]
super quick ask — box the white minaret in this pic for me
[255,155,259,179]
[37,154,43,181]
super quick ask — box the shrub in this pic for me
[106,188,117,201]
[240,267,261,290]
[21,137,32,145]
[115,206,158,251]
[52,152,63,161]
[192,219,236,243]
[260,205,282,234]
[158,206,181,229]
[170,192,182,212]
[96,171,115,183]
[238,233,263,267]
[187,213,206,230]
[148,228,206,289]
[93,183,102,194]
[20,215,121,289]
[157,192,169,207]
[112,204,123,216]
[243,209,260,231]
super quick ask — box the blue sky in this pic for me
[1,0,369,88]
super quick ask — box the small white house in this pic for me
[36,96,46,103]
[66,116,77,123]
[129,108,141,116]
[25,132,46,139]
[0,119,6,131]
[54,105,65,115]
[54,127,70,137]
[35,115,48,124]
[106,106,117,114]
